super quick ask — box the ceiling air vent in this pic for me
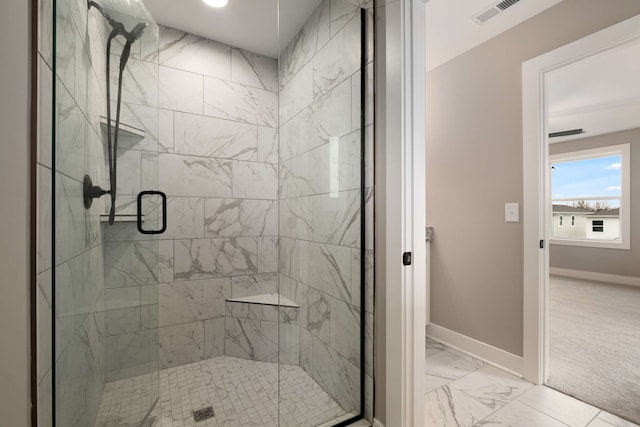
[472,0,522,24]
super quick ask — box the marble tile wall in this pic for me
[37,0,113,425]
[101,23,281,375]
[277,0,375,418]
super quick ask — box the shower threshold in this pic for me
[94,356,348,427]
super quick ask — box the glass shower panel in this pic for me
[53,0,161,425]
[278,1,374,425]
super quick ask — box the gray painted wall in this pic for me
[550,128,640,278]
[0,0,31,425]
[426,0,640,356]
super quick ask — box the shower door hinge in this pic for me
[540,239,544,249]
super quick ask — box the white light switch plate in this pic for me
[505,203,519,223]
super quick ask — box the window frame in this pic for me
[549,143,630,250]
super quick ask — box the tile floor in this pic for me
[95,356,349,427]
[425,338,640,427]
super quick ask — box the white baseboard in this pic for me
[426,323,523,377]
[372,418,385,427]
[550,267,640,288]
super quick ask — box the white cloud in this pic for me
[606,163,622,170]
[607,185,621,191]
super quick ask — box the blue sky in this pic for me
[551,155,621,205]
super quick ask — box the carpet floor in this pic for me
[547,275,640,424]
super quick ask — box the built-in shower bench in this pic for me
[224,293,300,365]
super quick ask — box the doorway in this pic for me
[523,13,640,424]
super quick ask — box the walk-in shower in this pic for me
[45,0,375,425]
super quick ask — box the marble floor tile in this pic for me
[449,365,534,410]
[425,350,484,381]
[477,400,569,426]
[518,385,600,427]
[594,412,640,427]
[425,385,493,427]
[94,356,347,427]
[426,374,453,394]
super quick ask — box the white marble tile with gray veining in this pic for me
[39,0,54,66]
[163,197,205,239]
[56,80,85,181]
[115,102,160,151]
[56,6,75,96]
[37,166,52,273]
[517,385,600,427]
[279,78,352,161]
[111,56,158,107]
[159,278,230,326]
[312,190,361,247]
[159,26,231,79]
[204,198,277,237]
[159,153,232,198]
[173,237,258,280]
[476,399,569,427]
[425,385,494,427]
[279,0,330,87]
[425,350,484,381]
[449,365,534,410]
[258,126,278,164]
[231,48,278,92]
[313,15,360,100]
[311,335,360,413]
[174,112,258,160]
[204,77,278,128]
[350,248,374,313]
[158,65,203,114]
[37,270,53,383]
[280,62,314,124]
[159,321,204,369]
[55,173,86,265]
[279,237,300,281]
[258,236,278,273]
[113,148,141,195]
[330,298,360,367]
[204,317,225,359]
[278,196,313,241]
[232,161,278,200]
[104,240,163,288]
[299,283,331,343]
[231,273,278,298]
[105,329,158,381]
[38,57,53,168]
[279,323,300,365]
[330,0,372,37]
[158,108,174,152]
[224,317,278,363]
[105,307,140,336]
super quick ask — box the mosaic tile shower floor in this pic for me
[95,356,347,427]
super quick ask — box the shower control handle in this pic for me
[137,190,167,235]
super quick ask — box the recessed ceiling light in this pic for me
[203,0,228,7]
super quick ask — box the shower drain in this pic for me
[193,406,215,422]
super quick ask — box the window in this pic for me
[550,143,630,249]
[592,220,604,232]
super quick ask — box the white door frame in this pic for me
[522,13,640,384]
[378,0,426,425]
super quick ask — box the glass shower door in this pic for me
[53,0,161,425]
[277,1,374,425]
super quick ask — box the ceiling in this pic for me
[425,0,561,71]
[142,0,323,58]
[547,39,640,143]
